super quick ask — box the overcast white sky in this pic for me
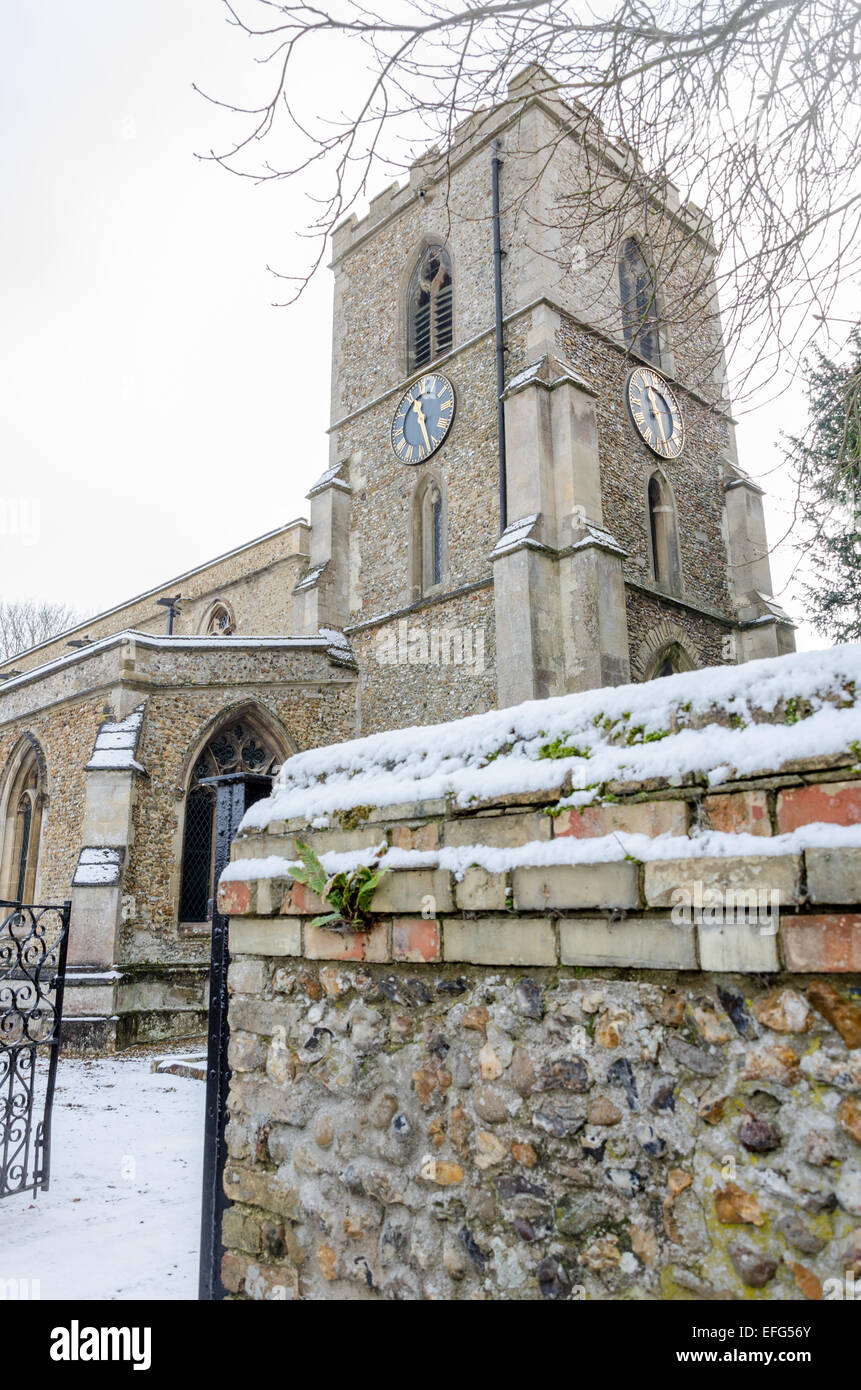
[0,0,825,648]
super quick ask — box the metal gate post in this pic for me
[198,774,271,1301]
[35,898,71,1193]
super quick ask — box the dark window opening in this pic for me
[178,720,282,925]
[178,786,214,923]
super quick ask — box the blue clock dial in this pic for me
[391,373,456,464]
[625,367,685,459]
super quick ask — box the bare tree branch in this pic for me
[197,0,861,425]
[0,601,83,664]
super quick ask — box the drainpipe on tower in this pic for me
[491,139,507,535]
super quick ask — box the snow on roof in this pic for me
[0,630,345,696]
[241,643,861,831]
[490,515,544,558]
[569,522,627,556]
[319,627,358,668]
[0,519,310,668]
[505,359,547,393]
[293,562,329,593]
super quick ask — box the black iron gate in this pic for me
[0,899,71,1199]
[199,773,272,1301]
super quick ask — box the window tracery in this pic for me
[178,717,280,923]
[408,244,453,371]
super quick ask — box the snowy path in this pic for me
[1,1053,205,1300]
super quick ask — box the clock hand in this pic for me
[412,398,432,453]
[646,383,668,446]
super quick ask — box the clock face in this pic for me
[625,367,685,459]
[391,373,456,464]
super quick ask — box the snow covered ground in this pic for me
[1,1052,205,1301]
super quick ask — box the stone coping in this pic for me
[238,753,859,839]
[0,629,346,697]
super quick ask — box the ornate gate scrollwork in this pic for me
[0,899,70,1199]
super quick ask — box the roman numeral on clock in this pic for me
[391,371,456,463]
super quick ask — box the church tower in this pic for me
[296,66,794,733]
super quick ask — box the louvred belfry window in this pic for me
[408,245,453,371]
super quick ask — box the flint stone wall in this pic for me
[218,753,861,1300]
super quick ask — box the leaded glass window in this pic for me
[431,487,443,587]
[178,715,282,924]
[206,722,278,777]
[15,795,31,902]
[206,603,234,635]
[2,744,43,903]
[619,238,660,364]
[178,786,214,922]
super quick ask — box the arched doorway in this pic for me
[178,712,284,926]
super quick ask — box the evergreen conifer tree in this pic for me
[791,330,861,642]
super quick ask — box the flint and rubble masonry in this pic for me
[217,646,861,1300]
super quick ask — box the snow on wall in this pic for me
[240,644,861,832]
[219,822,861,883]
[85,703,146,772]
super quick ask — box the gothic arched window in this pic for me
[647,471,682,594]
[203,601,235,636]
[645,641,696,680]
[1,743,44,903]
[428,486,443,589]
[408,244,453,372]
[411,474,447,597]
[178,716,281,924]
[619,238,660,364]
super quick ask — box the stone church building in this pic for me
[0,69,793,1049]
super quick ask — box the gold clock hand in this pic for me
[646,384,668,446]
[412,398,431,453]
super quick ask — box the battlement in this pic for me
[331,65,710,265]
